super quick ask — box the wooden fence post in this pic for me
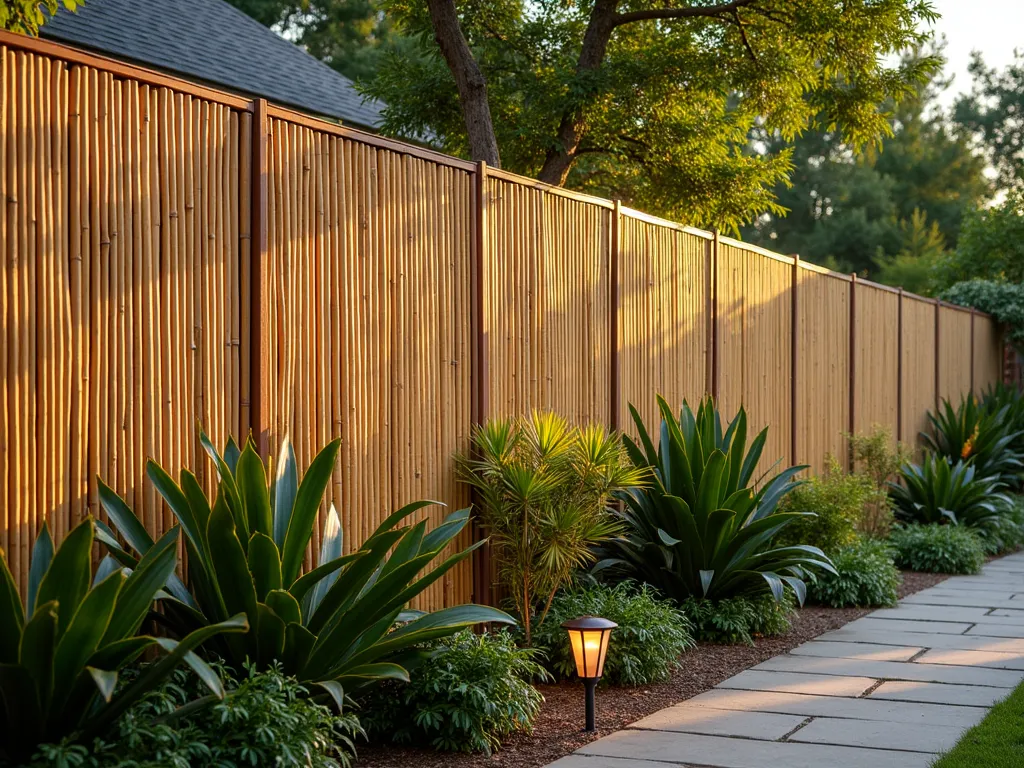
[250,98,269,456]
[791,255,800,464]
[709,230,719,400]
[897,288,904,442]
[848,273,857,469]
[934,300,942,410]
[610,200,621,431]
[471,160,491,606]
[970,308,976,395]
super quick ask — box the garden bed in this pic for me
[357,570,947,768]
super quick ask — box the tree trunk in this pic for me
[425,0,501,167]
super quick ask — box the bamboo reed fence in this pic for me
[0,30,1008,606]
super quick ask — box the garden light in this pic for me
[562,616,616,732]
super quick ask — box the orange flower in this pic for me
[961,424,979,459]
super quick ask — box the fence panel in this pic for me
[974,314,1003,393]
[901,296,938,450]
[262,114,475,610]
[617,211,709,432]
[853,282,899,440]
[484,175,613,425]
[796,267,850,472]
[1,45,246,596]
[715,241,794,469]
[938,304,973,405]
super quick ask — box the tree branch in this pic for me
[613,0,757,27]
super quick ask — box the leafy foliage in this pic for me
[366,0,937,232]
[98,430,512,694]
[923,395,1023,487]
[680,593,795,645]
[599,396,834,606]
[0,518,246,763]
[890,454,1013,533]
[775,457,881,552]
[360,630,546,755]
[33,662,362,768]
[889,524,986,574]
[935,195,1024,290]
[0,0,79,35]
[941,279,1024,348]
[807,537,900,608]
[530,582,694,686]
[976,495,1024,556]
[848,426,911,538]
[457,413,645,643]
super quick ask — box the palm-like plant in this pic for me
[923,395,1023,486]
[890,454,1013,532]
[598,396,835,605]
[98,430,513,701]
[0,518,246,763]
[457,413,648,643]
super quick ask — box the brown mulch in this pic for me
[356,570,949,768]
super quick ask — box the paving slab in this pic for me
[788,640,924,662]
[547,757,670,768]
[916,648,1024,670]
[753,653,1021,688]
[715,669,876,697]
[902,592,1021,609]
[629,705,805,739]
[841,617,974,635]
[789,717,961,753]
[576,729,934,768]
[684,689,987,728]
[818,627,1024,653]
[989,608,1024,617]
[965,623,1024,638]
[868,605,993,622]
[870,680,1008,707]
[933,578,1024,592]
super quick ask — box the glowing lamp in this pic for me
[562,616,616,732]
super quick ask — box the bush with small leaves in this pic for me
[848,426,910,538]
[890,524,986,574]
[808,537,900,608]
[680,592,796,645]
[530,582,695,686]
[978,495,1024,555]
[31,662,363,768]
[360,630,546,755]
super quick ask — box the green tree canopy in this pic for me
[1,0,79,35]
[364,0,938,232]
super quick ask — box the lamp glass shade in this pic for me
[562,616,616,679]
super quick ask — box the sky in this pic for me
[928,0,1022,107]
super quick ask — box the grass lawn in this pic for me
[932,678,1024,767]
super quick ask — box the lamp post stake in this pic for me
[584,678,598,732]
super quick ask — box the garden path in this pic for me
[546,552,1024,768]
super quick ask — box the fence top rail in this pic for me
[619,205,713,238]
[798,258,852,281]
[853,277,901,295]
[0,28,254,110]
[266,103,478,172]
[719,234,795,264]
[486,166,616,209]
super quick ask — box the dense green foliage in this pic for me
[530,582,694,686]
[457,413,644,643]
[932,676,1024,768]
[936,195,1024,290]
[775,458,881,552]
[99,431,512,694]
[33,663,362,768]
[848,426,909,538]
[599,396,834,606]
[0,0,79,35]
[923,396,1023,486]
[0,519,246,763]
[364,0,936,231]
[807,537,900,608]
[890,455,1013,533]
[744,47,989,280]
[680,593,795,645]
[889,524,986,574]
[360,630,545,755]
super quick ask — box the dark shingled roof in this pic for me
[41,0,384,129]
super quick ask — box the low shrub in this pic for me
[848,426,909,538]
[775,457,880,552]
[680,592,796,645]
[360,630,546,755]
[890,524,986,574]
[978,495,1024,555]
[808,537,900,608]
[530,582,695,686]
[33,663,362,768]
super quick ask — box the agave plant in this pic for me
[98,430,513,701]
[456,412,648,644]
[0,518,247,763]
[982,383,1024,463]
[923,395,1023,487]
[890,454,1013,532]
[597,396,836,605]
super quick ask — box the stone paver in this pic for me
[544,555,1024,768]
